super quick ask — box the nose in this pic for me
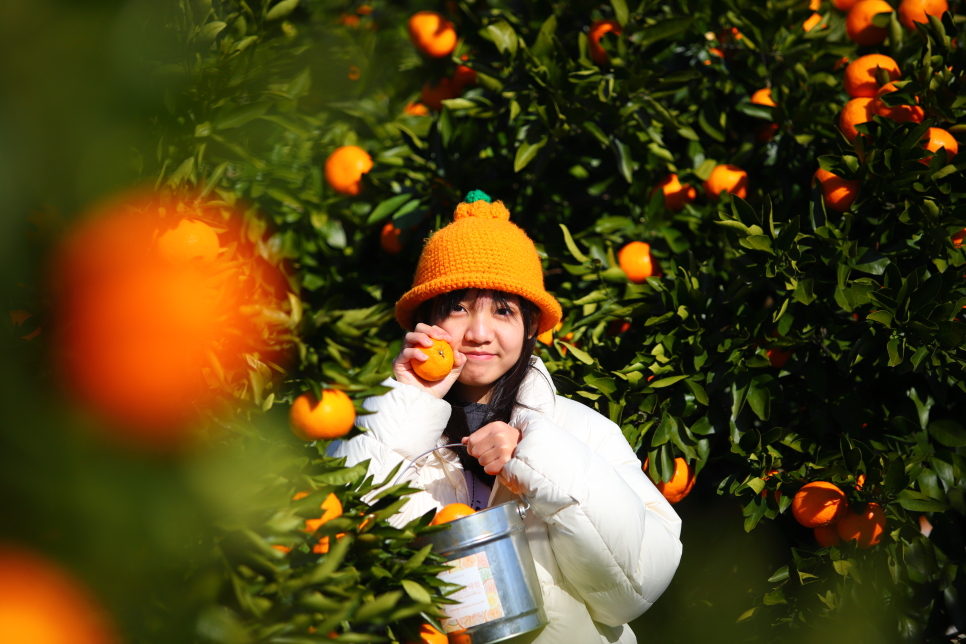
[462,309,494,345]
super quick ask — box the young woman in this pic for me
[332,192,682,644]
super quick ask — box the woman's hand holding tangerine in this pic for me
[393,323,466,398]
[462,421,521,476]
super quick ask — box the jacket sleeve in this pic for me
[500,405,683,627]
[329,379,454,522]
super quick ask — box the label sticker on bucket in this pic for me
[438,551,505,632]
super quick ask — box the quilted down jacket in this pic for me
[330,357,682,643]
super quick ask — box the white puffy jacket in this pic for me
[331,357,682,643]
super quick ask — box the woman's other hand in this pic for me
[462,421,521,475]
[393,323,466,399]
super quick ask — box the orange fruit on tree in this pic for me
[607,319,632,336]
[290,389,356,441]
[839,97,875,143]
[897,0,949,30]
[0,545,119,644]
[803,12,824,31]
[430,502,476,525]
[325,146,373,196]
[412,338,454,381]
[813,168,861,212]
[380,222,402,254]
[649,457,696,504]
[814,525,842,547]
[751,88,777,107]
[404,101,429,117]
[846,0,893,46]
[420,77,461,112]
[618,241,655,283]
[810,0,821,8]
[589,19,622,64]
[704,164,749,200]
[952,228,966,247]
[452,64,477,90]
[836,502,886,548]
[651,174,697,211]
[921,127,959,163]
[294,491,344,553]
[834,0,859,9]
[407,11,456,58]
[406,623,448,644]
[843,54,900,98]
[157,218,220,265]
[873,82,924,123]
[537,321,562,345]
[791,481,847,528]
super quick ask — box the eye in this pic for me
[496,306,515,316]
[451,303,467,313]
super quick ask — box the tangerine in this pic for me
[406,623,448,644]
[813,168,861,212]
[836,502,886,548]
[704,164,749,200]
[0,545,119,644]
[537,321,562,345]
[846,0,893,46]
[897,0,949,30]
[651,457,695,504]
[407,11,457,58]
[404,101,429,117]
[843,54,900,98]
[290,390,356,441]
[652,174,697,211]
[412,338,454,381]
[618,241,655,283]
[420,78,461,111]
[791,481,847,528]
[324,146,373,196]
[814,525,842,547]
[380,222,403,254]
[751,88,776,107]
[873,82,924,123]
[921,127,959,163]
[293,491,344,553]
[607,319,632,336]
[839,97,875,143]
[453,64,477,90]
[157,219,220,265]
[834,0,859,8]
[803,12,824,31]
[589,19,621,64]
[952,228,966,247]
[430,503,476,525]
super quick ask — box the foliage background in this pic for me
[1,0,965,642]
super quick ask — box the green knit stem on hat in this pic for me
[463,190,492,204]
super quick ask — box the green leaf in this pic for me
[650,375,688,388]
[265,0,300,21]
[354,590,403,622]
[685,379,709,405]
[634,17,692,46]
[514,136,548,172]
[867,311,893,328]
[928,420,966,447]
[400,580,432,605]
[486,21,518,56]
[561,342,594,365]
[611,0,629,25]
[558,224,589,263]
[898,490,949,512]
[215,102,270,129]
[366,195,413,225]
[652,413,676,447]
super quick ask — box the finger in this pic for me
[404,332,434,348]
[453,351,467,368]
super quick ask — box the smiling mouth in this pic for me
[464,352,495,359]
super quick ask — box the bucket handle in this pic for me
[393,443,531,518]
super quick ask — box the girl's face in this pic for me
[438,289,532,402]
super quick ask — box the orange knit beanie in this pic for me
[395,190,562,334]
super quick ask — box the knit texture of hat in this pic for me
[395,191,562,334]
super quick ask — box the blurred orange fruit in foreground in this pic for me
[290,390,356,441]
[0,545,119,644]
[589,19,622,64]
[406,623,448,644]
[51,198,264,446]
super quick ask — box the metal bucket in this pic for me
[400,446,548,643]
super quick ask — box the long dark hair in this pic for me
[414,289,541,486]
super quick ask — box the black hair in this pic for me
[413,289,541,487]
